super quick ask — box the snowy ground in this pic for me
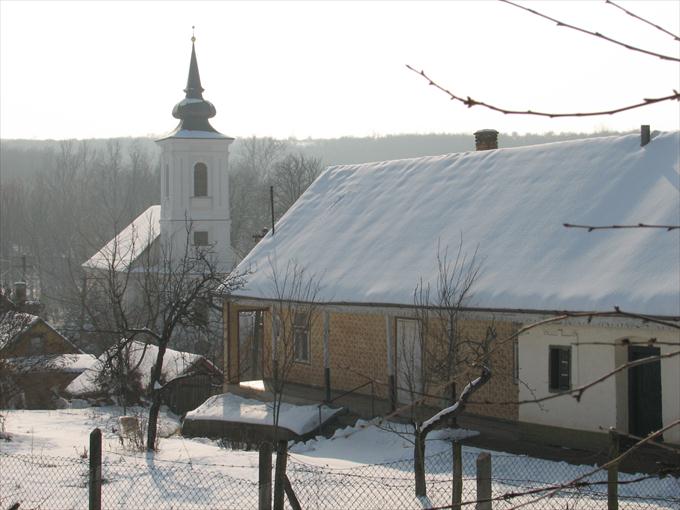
[1,406,677,509]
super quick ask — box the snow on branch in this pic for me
[500,0,680,62]
[406,65,680,119]
[421,366,491,434]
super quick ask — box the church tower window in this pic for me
[194,162,208,196]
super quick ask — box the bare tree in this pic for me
[81,220,246,450]
[270,152,323,217]
[265,260,321,441]
[384,239,488,497]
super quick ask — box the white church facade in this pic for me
[83,39,237,355]
[85,39,237,277]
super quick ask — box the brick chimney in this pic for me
[641,125,651,147]
[474,129,499,151]
[14,281,27,305]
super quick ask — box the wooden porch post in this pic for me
[385,315,396,411]
[225,300,240,385]
[323,310,331,402]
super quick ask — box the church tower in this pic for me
[156,37,236,272]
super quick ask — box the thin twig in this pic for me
[500,0,680,62]
[605,0,680,42]
[406,65,680,118]
[564,223,679,232]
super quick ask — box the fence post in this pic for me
[475,452,491,510]
[608,428,619,510]
[273,440,288,510]
[89,428,102,510]
[283,474,302,510]
[259,442,272,510]
[452,441,462,510]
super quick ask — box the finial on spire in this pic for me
[191,25,196,43]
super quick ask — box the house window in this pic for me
[194,162,208,197]
[193,231,209,246]
[549,346,571,391]
[293,312,310,363]
[30,336,44,354]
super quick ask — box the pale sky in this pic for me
[1,0,679,140]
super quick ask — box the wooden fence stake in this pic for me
[259,442,272,510]
[476,452,491,510]
[283,474,302,510]
[452,441,462,510]
[608,428,619,510]
[273,440,288,510]
[89,428,102,510]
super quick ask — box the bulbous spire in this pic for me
[171,36,219,133]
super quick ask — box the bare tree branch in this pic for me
[500,0,680,62]
[605,0,680,42]
[406,65,680,118]
[564,223,679,232]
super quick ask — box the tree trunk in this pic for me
[414,428,427,497]
[146,343,168,451]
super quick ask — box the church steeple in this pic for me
[184,40,205,99]
[170,34,220,134]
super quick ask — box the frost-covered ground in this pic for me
[1,406,677,509]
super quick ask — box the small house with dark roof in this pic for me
[0,310,96,408]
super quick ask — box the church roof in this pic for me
[226,132,680,316]
[158,40,233,141]
[83,205,161,272]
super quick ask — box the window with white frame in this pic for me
[293,311,310,363]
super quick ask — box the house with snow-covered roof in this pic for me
[221,129,680,447]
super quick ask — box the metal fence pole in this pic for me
[259,442,272,510]
[273,440,288,510]
[89,428,102,510]
[608,428,619,510]
[476,452,491,510]
[452,441,462,510]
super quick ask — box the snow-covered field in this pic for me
[1,406,677,509]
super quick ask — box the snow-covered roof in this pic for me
[83,205,161,271]
[65,340,213,396]
[185,393,342,436]
[229,132,680,316]
[0,311,40,351]
[4,354,97,374]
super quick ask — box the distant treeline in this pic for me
[0,130,627,180]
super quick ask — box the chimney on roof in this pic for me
[640,125,651,147]
[474,129,499,151]
[14,281,26,305]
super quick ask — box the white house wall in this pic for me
[519,324,680,444]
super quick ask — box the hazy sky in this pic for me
[1,0,679,140]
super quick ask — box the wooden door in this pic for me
[628,346,663,438]
[396,318,422,405]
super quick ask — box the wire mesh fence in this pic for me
[0,451,259,510]
[1,443,678,510]
[286,446,680,510]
